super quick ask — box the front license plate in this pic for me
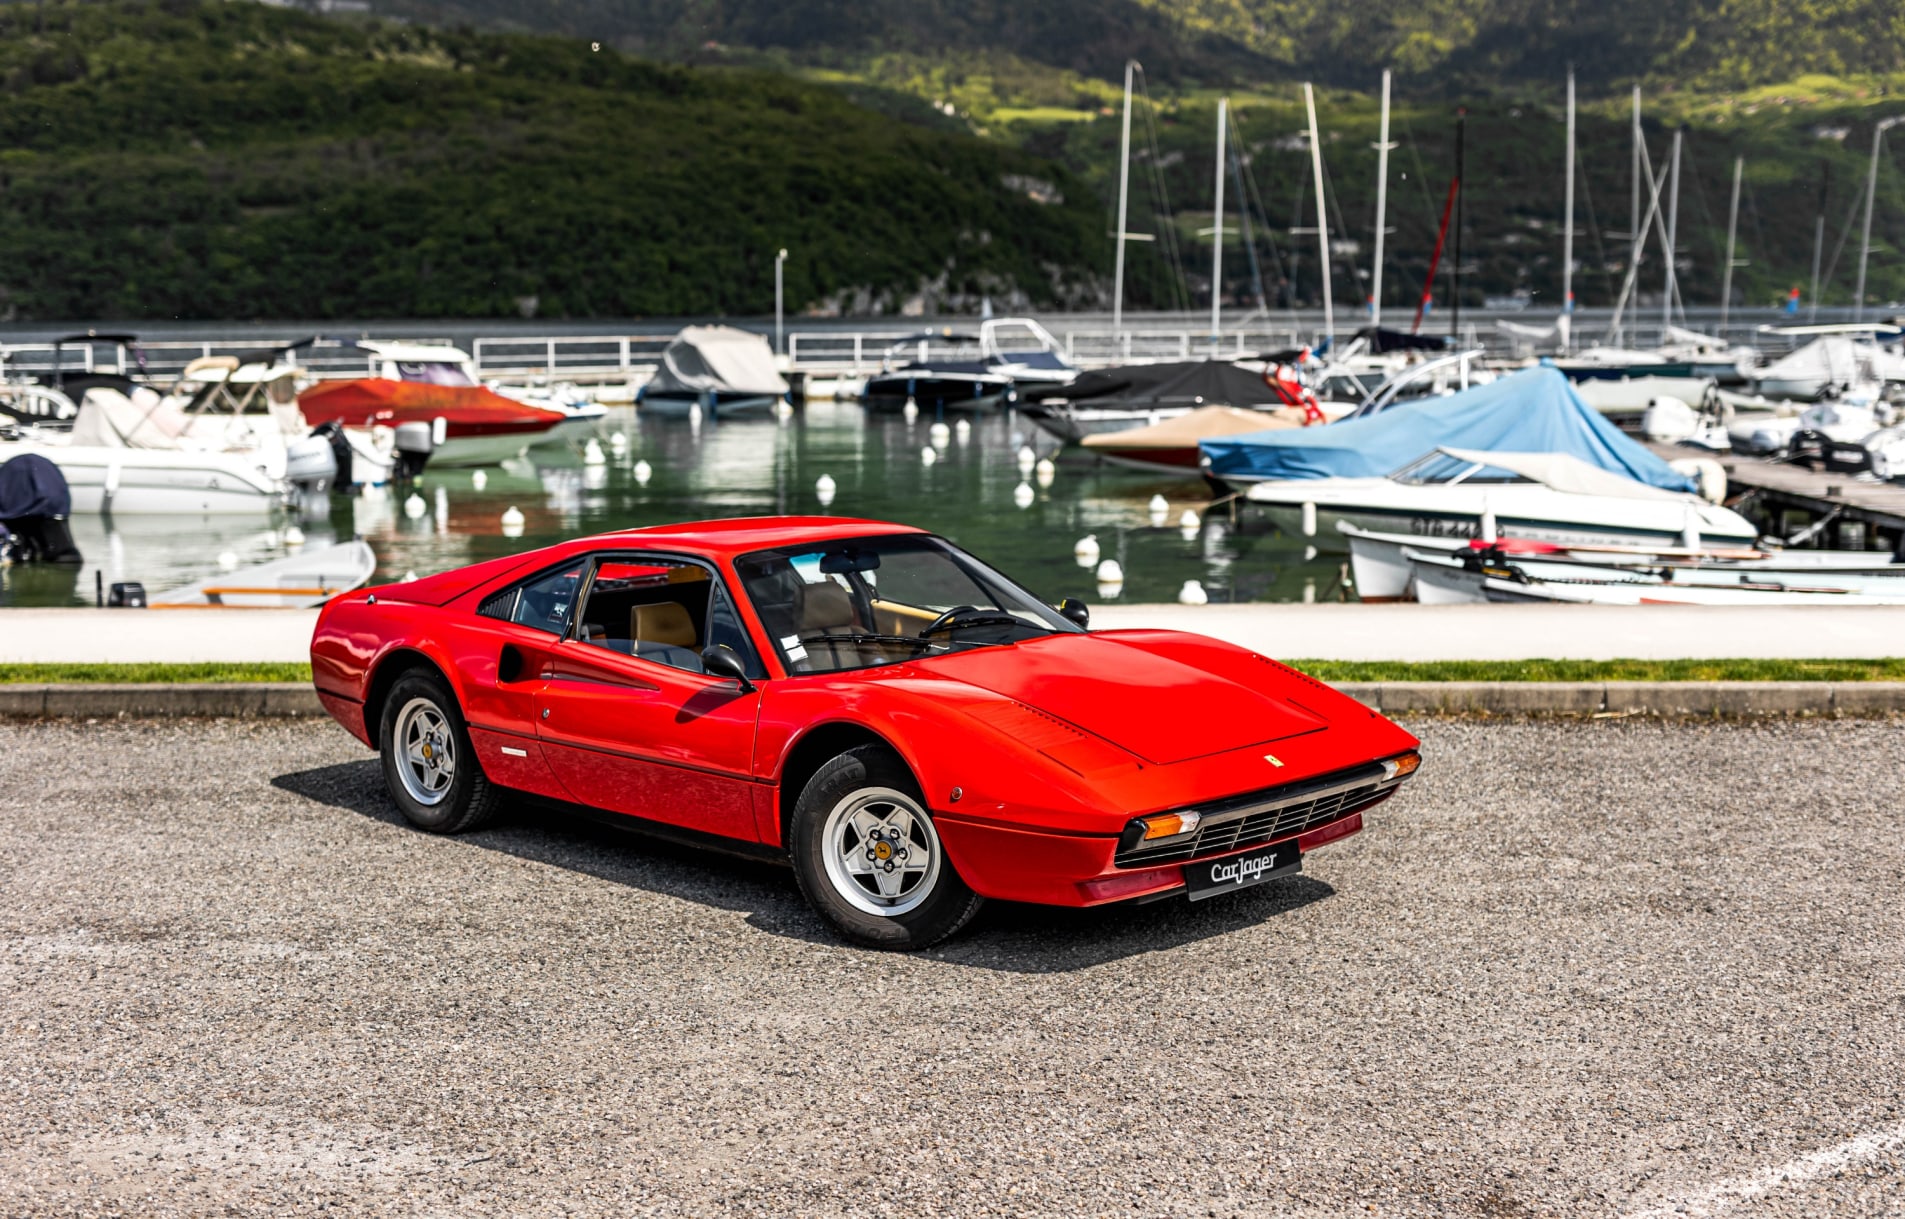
[1184,840,1301,902]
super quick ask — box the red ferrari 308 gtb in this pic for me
[311,517,1421,948]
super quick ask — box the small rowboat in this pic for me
[149,540,377,608]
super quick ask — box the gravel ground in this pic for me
[2,716,1902,1218]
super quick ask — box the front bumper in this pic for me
[934,786,1397,908]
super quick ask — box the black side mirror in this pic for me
[1059,598,1089,628]
[701,645,756,692]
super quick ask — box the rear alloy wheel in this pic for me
[378,671,503,834]
[789,745,983,949]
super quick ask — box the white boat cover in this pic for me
[1755,336,1905,385]
[648,326,788,398]
[1437,446,1691,502]
[69,388,191,449]
[1081,405,1302,451]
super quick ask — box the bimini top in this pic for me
[1200,365,1697,494]
[647,325,789,398]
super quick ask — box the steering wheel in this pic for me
[918,605,979,638]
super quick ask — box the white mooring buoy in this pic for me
[1178,579,1209,606]
[501,506,526,537]
[1073,535,1100,567]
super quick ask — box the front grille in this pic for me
[1114,763,1392,868]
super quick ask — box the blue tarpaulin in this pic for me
[1199,365,1696,493]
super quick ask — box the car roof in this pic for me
[578,516,926,558]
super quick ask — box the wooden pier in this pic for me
[1646,442,1905,553]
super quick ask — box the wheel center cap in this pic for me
[873,840,893,862]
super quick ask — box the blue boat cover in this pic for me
[1199,365,1696,493]
[0,452,71,520]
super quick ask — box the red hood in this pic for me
[911,632,1328,766]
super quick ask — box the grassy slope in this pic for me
[5,660,1904,683]
[0,1,1109,320]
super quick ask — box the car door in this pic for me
[449,556,587,801]
[531,554,765,842]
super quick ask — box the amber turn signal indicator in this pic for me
[1382,752,1421,780]
[1139,810,1203,840]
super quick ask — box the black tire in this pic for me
[788,745,984,950]
[378,670,503,834]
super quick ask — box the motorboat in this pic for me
[1404,545,1905,606]
[1246,446,1759,552]
[148,539,376,608]
[491,382,610,444]
[1021,358,1309,444]
[1203,365,1686,492]
[1080,405,1307,473]
[0,379,301,515]
[637,326,789,417]
[976,317,1081,390]
[298,341,565,466]
[1342,524,1905,602]
[860,331,1015,414]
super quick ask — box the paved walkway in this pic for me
[4,602,1903,663]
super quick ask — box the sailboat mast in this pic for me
[1304,82,1334,349]
[1720,155,1742,330]
[1452,109,1466,340]
[1210,97,1228,348]
[1112,60,1135,339]
[1662,128,1682,329]
[1562,69,1575,350]
[1372,70,1393,328]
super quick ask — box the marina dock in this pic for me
[1647,442,1905,553]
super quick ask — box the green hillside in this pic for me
[0,0,1109,321]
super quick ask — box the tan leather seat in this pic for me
[797,581,860,635]
[634,601,698,648]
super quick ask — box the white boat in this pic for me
[1750,331,1905,401]
[1248,446,1759,552]
[148,540,377,608]
[977,317,1080,388]
[2,385,290,515]
[1344,523,1905,602]
[1574,374,1714,416]
[1404,547,1905,606]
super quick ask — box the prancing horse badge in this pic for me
[1264,753,1285,767]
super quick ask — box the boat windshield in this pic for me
[1389,450,1536,486]
[396,361,478,387]
[734,534,1080,675]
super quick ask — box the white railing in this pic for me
[469,334,673,381]
[0,336,431,382]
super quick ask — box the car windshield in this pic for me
[734,534,1081,675]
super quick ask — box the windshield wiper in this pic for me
[802,633,937,649]
[918,612,1035,637]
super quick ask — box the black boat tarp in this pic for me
[1355,326,1449,354]
[1023,359,1287,411]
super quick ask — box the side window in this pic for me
[504,561,586,635]
[574,557,714,675]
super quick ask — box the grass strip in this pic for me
[0,663,314,685]
[1288,659,1905,683]
[2,659,1904,684]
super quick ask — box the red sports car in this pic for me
[310,517,1421,948]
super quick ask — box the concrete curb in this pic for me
[2,682,1904,720]
[1332,681,1905,717]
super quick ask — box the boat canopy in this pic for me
[1200,365,1697,494]
[69,388,191,449]
[649,325,788,398]
[357,340,474,364]
[1025,359,1281,409]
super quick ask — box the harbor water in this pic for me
[0,402,1350,609]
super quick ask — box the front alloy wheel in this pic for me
[789,745,983,949]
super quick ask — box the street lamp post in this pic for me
[774,248,788,356]
[1856,118,1903,322]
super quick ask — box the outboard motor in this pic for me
[0,453,83,565]
[284,431,340,495]
[392,421,434,480]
